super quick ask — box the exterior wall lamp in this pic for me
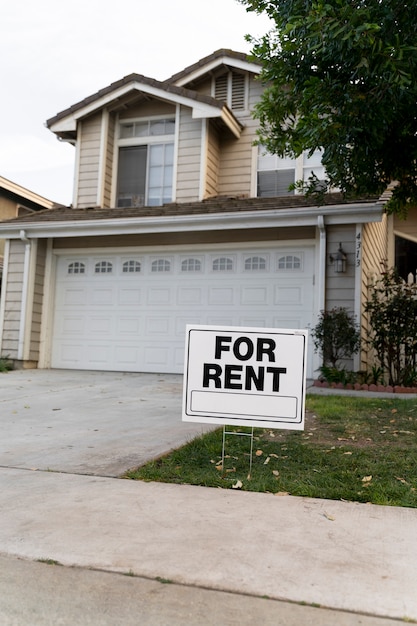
[330,243,347,273]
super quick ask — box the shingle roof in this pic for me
[46,74,226,129]
[1,193,379,225]
[165,49,256,85]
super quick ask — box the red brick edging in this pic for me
[313,380,417,394]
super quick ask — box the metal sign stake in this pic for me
[221,425,255,480]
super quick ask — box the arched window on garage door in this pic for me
[212,257,233,271]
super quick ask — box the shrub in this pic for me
[0,356,13,372]
[311,308,360,372]
[365,268,417,386]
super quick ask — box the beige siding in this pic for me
[360,215,388,372]
[175,107,202,202]
[119,101,175,120]
[76,113,102,208]
[103,113,115,208]
[325,225,357,312]
[52,226,316,251]
[205,123,220,197]
[217,79,262,197]
[29,240,47,361]
[1,240,25,358]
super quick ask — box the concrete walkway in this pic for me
[0,369,416,623]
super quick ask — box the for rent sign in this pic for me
[182,325,307,430]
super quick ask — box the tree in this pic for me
[239,0,417,215]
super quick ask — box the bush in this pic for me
[0,356,13,372]
[311,308,360,373]
[365,268,417,386]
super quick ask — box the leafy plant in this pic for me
[0,355,13,372]
[239,0,417,215]
[311,308,360,370]
[365,268,417,386]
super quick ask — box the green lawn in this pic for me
[124,395,417,508]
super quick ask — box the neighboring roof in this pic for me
[166,49,261,87]
[0,175,61,211]
[0,193,385,240]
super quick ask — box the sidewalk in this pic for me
[0,467,416,622]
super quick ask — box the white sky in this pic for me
[0,0,271,205]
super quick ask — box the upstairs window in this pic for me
[116,117,175,208]
[257,148,325,197]
[214,71,246,111]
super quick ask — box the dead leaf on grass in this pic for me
[272,470,280,477]
[232,480,243,489]
[362,475,373,483]
[255,449,263,457]
[274,491,289,496]
[264,457,270,465]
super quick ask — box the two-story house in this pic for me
[0,49,401,378]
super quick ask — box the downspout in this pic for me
[17,230,31,361]
[317,215,326,313]
[312,215,327,379]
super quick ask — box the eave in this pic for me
[47,81,243,140]
[0,202,384,240]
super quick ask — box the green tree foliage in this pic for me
[365,269,417,386]
[239,0,417,214]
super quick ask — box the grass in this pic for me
[124,395,417,507]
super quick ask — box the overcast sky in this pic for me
[0,0,271,205]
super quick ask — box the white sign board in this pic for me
[182,324,307,430]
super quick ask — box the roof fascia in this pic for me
[0,203,384,240]
[0,176,56,209]
[173,56,262,87]
[48,82,228,135]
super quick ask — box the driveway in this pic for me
[0,369,213,476]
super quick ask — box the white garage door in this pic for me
[51,245,315,375]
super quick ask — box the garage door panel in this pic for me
[118,288,142,305]
[117,317,142,334]
[240,286,269,305]
[63,288,87,306]
[89,289,113,306]
[52,245,315,375]
[208,287,235,305]
[177,287,204,305]
[147,287,172,305]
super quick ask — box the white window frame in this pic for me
[112,113,178,208]
[254,147,325,197]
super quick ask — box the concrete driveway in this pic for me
[0,369,213,476]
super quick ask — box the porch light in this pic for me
[330,243,347,273]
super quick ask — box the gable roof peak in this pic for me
[166,49,261,87]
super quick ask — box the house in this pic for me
[0,49,408,378]
[0,176,60,287]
